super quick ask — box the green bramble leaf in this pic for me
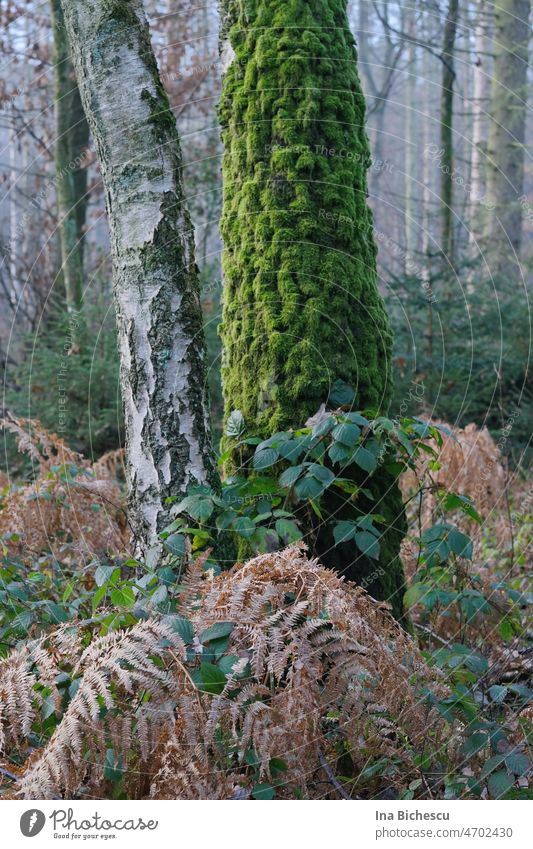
[225,409,246,438]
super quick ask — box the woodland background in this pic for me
[0,0,531,802]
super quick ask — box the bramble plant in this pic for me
[161,410,461,616]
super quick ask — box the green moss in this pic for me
[98,0,139,28]
[140,89,177,146]
[219,0,407,619]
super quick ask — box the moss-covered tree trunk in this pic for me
[50,0,90,316]
[60,0,217,554]
[218,0,407,619]
[485,0,531,279]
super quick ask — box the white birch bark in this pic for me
[60,0,217,554]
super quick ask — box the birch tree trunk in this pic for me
[485,0,531,279]
[50,0,90,317]
[60,0,217,554]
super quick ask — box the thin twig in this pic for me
[318,749,353,800]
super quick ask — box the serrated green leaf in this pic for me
[354,530,380,559]
[110,586,135,609]
[169,615,194,644]
[197,662,227,695]
[403,583,426,609]
[487,770,514,799]
[163,533,186,556]
[232,516,256,539]
[332,423,361,447]
[95,563,115,588]
[328,441,351,464]
[275,518,302,543]
[505,753,530,776]
[448,527,473,559]
[225,409,245,438]
[352,446,378,473]
[251,782,276,800]
[201,622,234,642]
[279,465,305,488]
[333,521,356,545]
[488,684,509,704]
[294,474,325,500]
[311,416,335,439]
[253,448,279,470]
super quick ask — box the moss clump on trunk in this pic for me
[219,0,407,619]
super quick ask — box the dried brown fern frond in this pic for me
[0,416,127,563]
[400,421,531,651]
[1,413,82,472]
[5,546,450,800]
[401,420,507,535]
[16,620,186,799]
[151,544,449,799]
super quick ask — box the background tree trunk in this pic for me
[469,0,493,247]
[404,4,417,267]
[219,0,407,619]
[50,0,90,317]
[485,0,531,278]
[439,0,459,271]
[60,0,217,554]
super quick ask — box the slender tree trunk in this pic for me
[421,42,435,369]
[439,0,459,270]
[219,0,407,619]
[60,0,217,554]
[404,6,417,266]
[485,0,531,278]
[50,0,90,316]
[469,0,492,245]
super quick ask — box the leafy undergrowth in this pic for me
[0,416,531,800]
